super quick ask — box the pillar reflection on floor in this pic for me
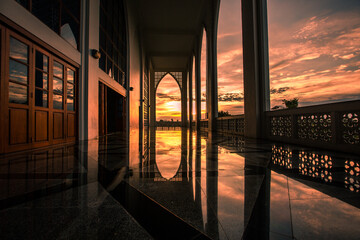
[1,127,360,239]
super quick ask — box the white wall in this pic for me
[81,0,128,140]
[1,0,136,141]
[126,0,142,130]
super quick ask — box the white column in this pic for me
[149,69,156,127]
[189,62,193,128]
[181,71,188,127]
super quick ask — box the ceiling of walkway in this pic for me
[137,0,207,71]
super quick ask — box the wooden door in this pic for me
[4,31,33,153]
[65,66,77,142]
[32,46,51,148]
[52,58,66,144]
[99,82,107,136]
[1,27,78,153]
[0,24,4,153]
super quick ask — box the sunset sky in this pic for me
[156,0,360,120]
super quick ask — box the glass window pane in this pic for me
[67,69,75,83]
[53,78,63,95]
[107,58,113,77]
[53,61,64,79]
[32,0,60,33]
[113,50,118,66]
[35,70,48,89]
[62,0,80,21]
[35,51,48,72]
[10,37,28,63]
[35,89,48,108]
[67,83,74,97]
[67,96,74,111]
[61,10,79,49]
[99,49,106,71]
[9,59,28,84]
[9,82,27,104]
[100,7,106,29]
[100,28,106,50]
[53,94,63,109]
[107,39,113,57]
[15,0,29,9]
[118,54,121,67]
[114,67,118,82]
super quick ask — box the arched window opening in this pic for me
[192,55,196,120]
[217,0,244,116]
[201,28,207,119]
[156,74,182,122]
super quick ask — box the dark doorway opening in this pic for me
[99,82,126,136]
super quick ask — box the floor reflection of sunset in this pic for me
[155,130,182,179]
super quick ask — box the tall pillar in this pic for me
[149,69,156,127]
[195,46,201,129]
[241,0,270,138]
[206,26,218,132]
[205,132,219,238]
[181,71,188,127]
[189,58,193,129]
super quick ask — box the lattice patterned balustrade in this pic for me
[200,120,208,129]
[299,152,333,183]
[297,113,332,142]
[341,112,360,145]
[216,115,244,135]
[266,100,360,154]
[344,160,360,193]
[270,116,292,137]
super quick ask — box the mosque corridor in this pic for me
[1,128,360,239]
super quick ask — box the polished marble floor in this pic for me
[0,128,359,239]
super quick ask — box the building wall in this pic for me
[0,0,81,64]
[0,0,141,146]
[126,0,142,130]
[86,0,129,140]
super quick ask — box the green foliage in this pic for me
[282,98,299,109]
[218,110,231,117]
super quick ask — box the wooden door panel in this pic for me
[1,28,78,153]
[35,111,48,142]
[53,112,64,139]
[67,113,75,138]
[9,108,28,145]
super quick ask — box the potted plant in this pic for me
[282,98,299,109]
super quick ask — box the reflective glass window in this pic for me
[53,78,63,95]
[9,59,28,84]
[53,61,64,79]
[10,37,28,63]
[35,70,48,89]
[53,94,63,109]
[35,89,48,107]
[9,82,28,104]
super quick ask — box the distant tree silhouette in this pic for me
[282,98,299,109]
[218,110,231,117]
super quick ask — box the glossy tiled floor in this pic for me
[0,128,359,239]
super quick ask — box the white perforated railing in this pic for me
[266,100,360,154]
